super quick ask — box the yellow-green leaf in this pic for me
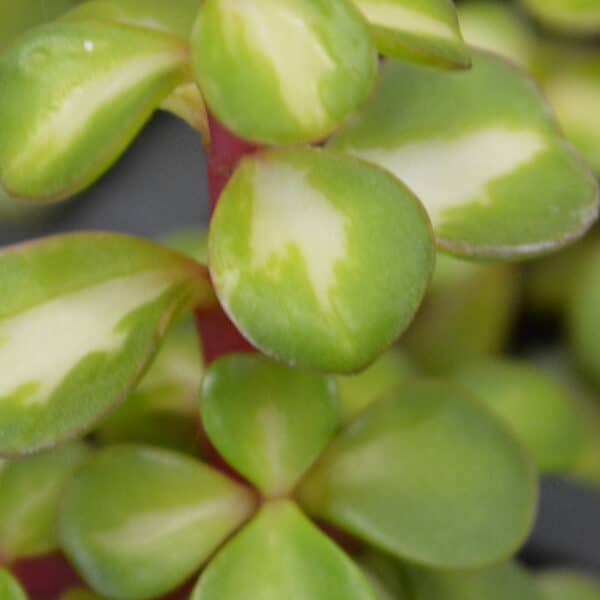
[538,570,600,600]
[0,569,27,600]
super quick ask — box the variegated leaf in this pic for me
[0,443,89,561]
[0,569,27,600]
[209,147,434,373]
[298,380,537,569]
[62,0,200,38]
[520,0,600,35]
[201,354,339,496]
[192,500,377,600]
[191,0,377,144]
[329,51,599,258]
[59,445,256,600]
[351,0,470,69]
[0,233,216,456]
[0,21,188,202]
[538,571,600,600]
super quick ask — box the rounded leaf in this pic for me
[59,445,256,600]
[0,21,187,201]
[209,147,435,373]
[0,232,215,456]
[352,0,470,69]
[329,51,599,258]
[538,570,600,600]
[298,380,537,568]
[202,354,339,496]
[191,0,377,144]
[191,500,377,600]
[0,443,89,561]
[453,358,587,473]
[0,569,27,600]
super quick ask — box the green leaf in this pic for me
[0,232,215,456]
[191,0,376,144]
[161,228,209,264]
[95,319,203,455]
[298,380,537,569]
[62,0,200,38]
[520,0,600,35]
[0,21,188,202]
[538,571,600,600]
[202,354,339,496]
[59,445,256,600]
[191,500,377,600]
[406,560,544,600]
[209,147,435,373]
[336,348,416,425]
[351,0,470,69]
[159,82,210,141]
[453,358,587,473]
[0,443,89,561]
[568,247,600,388]
[0,569,27,600]
[62,590,104,600]
[329,51,599,259]
[401,253,519,374]
[0,0,83,48]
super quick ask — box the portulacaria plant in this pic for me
[0,1,599,599]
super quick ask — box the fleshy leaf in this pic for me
[95,319,203,454]
[352,0,470,69]
[568,246,600,388]
[520,0,600,35]
[62,0,200,38]
[298,380,537,568]
[401,253,519,374]
[538,570,600,600]
[0,569,27,600]
[329,51,599,258]
[59,445,256,600]
[0,21,188,202]
[209,147,434,373]
[201,354,339,496]
[0,443,89,561]
[191,500,377,600]
[453,358,586,473]
[0,1,83,48]
[191,0,377,144]
[336,348,416,425]
[0,232,216,456]
[159,83,210,141]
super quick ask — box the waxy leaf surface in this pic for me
[0,21,187,201]
[330,51,599,258]
[0,443,89,561]
[352,0,469,69]
[298,380,537,568]
[0,233,215,456]
[192,500,377,600]
[202,354,339,496]
[191,0,376,144]
[538,571,600,600]
[0,569,27,600]
[520,0,600,35]
[59,445,256,600]
[62,0,200,38]
[209,148,434,373]
[453,358,586,473]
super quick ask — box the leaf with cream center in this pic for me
[351,0,470,69]
[209,147,435,373]
[0,21,188,202]
[191,0,377,144]
[0,443,90,561]
[201,354,339,496]
[59,445,256,600]
[0,232,216,456]
[192,500,377,600]
[298,380,537,569]
[329,51,599,258]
